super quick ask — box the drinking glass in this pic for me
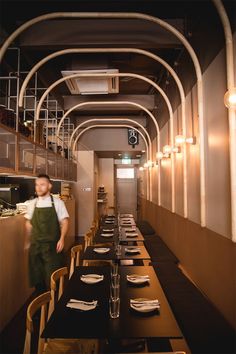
[110,284,120,300]
[109,298,120,319]
[111,262,118,277]
[111,274,120,287]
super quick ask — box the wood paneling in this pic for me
[140,198,236,330]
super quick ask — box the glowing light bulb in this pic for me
[175,135,185,146]
[143,162,148,168]
[224,88,236,109]
[156,151,163,160]
[139,166,144,171]
[163,145,172,154]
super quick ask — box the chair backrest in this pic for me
[23,291,51,354]
[84,231,92,251]
[48,266,68,318]
[69,244,83,278]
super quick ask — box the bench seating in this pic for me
[151,262,236,354]
[144,235,179,264]
[136,220,155,236]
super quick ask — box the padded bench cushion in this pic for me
[136,220,155,235]
[144,236,179,263]
[152,262,236,354]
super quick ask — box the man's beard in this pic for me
[37,190,50,197]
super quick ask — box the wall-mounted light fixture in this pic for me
[147,160,154,168]
[175,134,196,146]
[156,151,163,160]
[143,162,148,168]
[172,146,181,153]
[162,144,171,158]
[224,87,236,110]
[139,166,144,171]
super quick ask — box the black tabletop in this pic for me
[82,245,150,261]
[42,266,182,339]
[93,227,119,244]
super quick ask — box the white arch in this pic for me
[0,11,205,226]
[18,47,187,217]
[73,123,151,200]
[212,0,236,241]
[35,72,175,212]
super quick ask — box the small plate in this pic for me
[93,247,110,254]
[105,220,114,224]
[126,233,138,238]
[81,274,104,284]
[125,247,140,254]
[127,275,150,284]
[67,299,97,311]
[101,233,114,237]
[102,229,114,232]
[130,298,160,313]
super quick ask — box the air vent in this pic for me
[61,69,119,95]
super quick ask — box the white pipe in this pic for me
[36,72,174,210]
[212,0,236,241]
[73,124,151,200]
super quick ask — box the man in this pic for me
[25,174,69,292]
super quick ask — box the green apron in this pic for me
[29,195,64,288]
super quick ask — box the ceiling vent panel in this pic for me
[61,69,119,95]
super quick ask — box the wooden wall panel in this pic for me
[141,198,236,330]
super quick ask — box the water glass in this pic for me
[111,274,120,287]
[116,244,122,256]
[110,284,120,300]
[111,262,118,276]
[109,298,120,319]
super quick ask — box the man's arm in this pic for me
[24,219,32,250]
[56,217,69,253]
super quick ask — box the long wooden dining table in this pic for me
[42,266,183,340]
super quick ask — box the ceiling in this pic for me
[0,0,235,156]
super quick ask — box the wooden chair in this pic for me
[69,244,82,278]
[23,291,51,354]
[84,231,92,251]
[48,267,68,318]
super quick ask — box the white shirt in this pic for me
[24,195,69,222]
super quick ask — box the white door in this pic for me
[116,167,137,220]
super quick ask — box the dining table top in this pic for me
[93,226,144,244]
[82,245,150,261]
[42,266,183,340]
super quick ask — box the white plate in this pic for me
[105,221,114,224]
[127,275,150,284]
[130,298,160,313]
[125,247,140,254]
[66,299,98,311]
[80,274,104,284]
[103,229,114,232]
[126,233,138,238]
[93,248,110,254]
[101,233,114,237]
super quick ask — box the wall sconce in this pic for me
[172,146,181,153]
[147,160,154,168]
[139,166,144,171]
[162,145,171,158]
[156,151,163,160]
[175,135,196,145]
[143,162,148,168]
[224,87,236,109]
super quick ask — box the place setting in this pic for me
[80,273,104,284]
[126,274,150,285]
[66,299,98,311]
[130,298,160,314]
[124,247,141,254]
[93,247,110,254]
